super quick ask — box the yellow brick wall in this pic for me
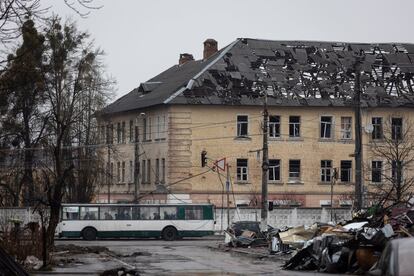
[99,104,414,207]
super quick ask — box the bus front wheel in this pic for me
[162,226,178,241]
[82,227,97,240]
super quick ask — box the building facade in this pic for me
[97,38,414,207]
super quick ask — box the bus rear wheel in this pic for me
[162,226,178,241]
[82,227,97,240]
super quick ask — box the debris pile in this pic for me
[283,206,414,274]
[223,206,414,274]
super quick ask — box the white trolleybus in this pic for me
[57,203,215,240]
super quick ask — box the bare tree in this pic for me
[0,0,101,69]
[366,116,414,207]
[33,17,113,256]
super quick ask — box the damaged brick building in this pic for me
[97,38,414,207]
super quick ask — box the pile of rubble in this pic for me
[224,206,414,274]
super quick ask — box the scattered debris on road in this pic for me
[100,266,141,276]
[221,205,414,274]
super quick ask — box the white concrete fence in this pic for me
[0,207,352,232]
[214,207,352,232]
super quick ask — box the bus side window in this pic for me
[185,207,203,220]
[132,207,140,220]
[100,207,117,220]
[62,207,79,220]
[140,207,159,220]
[160,207,177,220]
[117,207,132,220]
[80,207,98,220]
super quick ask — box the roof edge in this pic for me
[163,39,240,104]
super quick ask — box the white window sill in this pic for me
[287,180,303,185]
[235,181,251,185]
[234,136,252,141]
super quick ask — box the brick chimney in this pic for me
[203,39,218,60]
[179,53,194,65]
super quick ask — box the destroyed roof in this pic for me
[101,38,414,115]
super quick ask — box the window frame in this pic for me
[320,116,333,139]
[371,160,382,183]
[117,161,121,183]
[269,115,281,138]
[289,159,301,180]
[268,159,281,182]
[236,115,249,137]
[289,116,301,138]
[340,116,352,140]
[142,160,147,183]
[129,120,134,142]
[391,117,403,140]
[372,117,383,140]
[155,158,160,184]
[340,160,352,183]
[320,160,332,183]
[117,122,121,144]
[121,161,125,183]
[236,158,248,182]
[161,158,166,184]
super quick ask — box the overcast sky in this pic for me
[43,0,414,101]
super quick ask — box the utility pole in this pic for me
[107,143,111,203]
[331,168,338,222]
[261,92,269,232]
[226,164,230,228]
[134,125,140,202]
[354,61,363,211]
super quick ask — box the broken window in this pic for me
[268,159,281,181]
[289,160,301,179]
[391,118,403,140]
[237,115,248,137]
[289,116,300,138]
[269,115,280,138]
[236,158,248,182]
[340,117,352,139]
[372,117,383,140]
[372,161,382,183]
[320,116,333,139]
[340,160,352,182]
[320,160,332,182]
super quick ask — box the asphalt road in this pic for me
[33,237,339,275]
